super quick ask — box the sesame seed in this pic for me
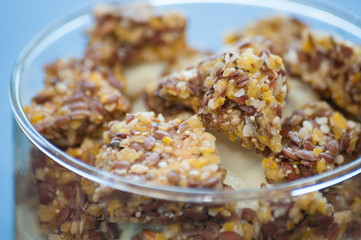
[320,125,330,134]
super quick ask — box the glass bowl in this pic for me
[10,0,361,239]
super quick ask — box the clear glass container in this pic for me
[10,0,361,239]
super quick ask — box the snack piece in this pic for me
[86,3,187,66]
[96,112,225,188]
[148,45,286,152]
[199,50,286,153]
[260,174,361,240]
[223,35,274,54]
[164,49,214,76]
[92,186,238,225]
[28,141,122,240]
[323,174,361,239]
[145,57,208,115]
[263,102,361,183]
[28,139,238,238]
[258,191,335,240]
[29,144,360,240]
[25,58,131,148]
[147,36,275,115]
[284,30,361,117]
[132,209,257,240]
[225,15,308,56]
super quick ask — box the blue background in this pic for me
[0,0,359,239]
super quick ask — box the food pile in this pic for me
[23,3,361,240]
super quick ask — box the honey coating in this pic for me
[22,3,361,240]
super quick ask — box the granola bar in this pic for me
[222,35,274,55]
[145,58,207,115]
[146,36,275,115]
[323,174,361,239]
[131,178,361,240]
[29,142,361,240]
[164,49,214,76]
[96,112,225,188]
[225,15,308,56]
[86,3,188,66]
[24,58,131,148]
[148,45,286,152]
[199,49,286,152]
[28,142,239,239]
[29,141,122,240]
[91,186,238,225]
[258,191,335,240]
[262,102,361,183]
[132,208,257,240]
[284,30,361,117]
[259,173,361,240]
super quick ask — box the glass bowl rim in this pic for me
[9,0,361,203]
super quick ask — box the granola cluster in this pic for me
[263,102,361,182]
[91,185,238,225]
[225,15,308,56]
[284,30,361,117]
[258,191,337,240]
[96,112,225,188]
[29,142,121,240]
[86,3,187,65]
[148,46,287,152]
[199,50,286,152]
[24,58,130,148]
[21,2,361,240]
[132,209,257,240]
[228,15,361,119]
[29,147,240,239]
[258,173,361,240]
[28,147,361,240]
